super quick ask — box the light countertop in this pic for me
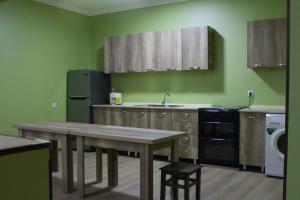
[239,105,286,114]
[93,102,212,110]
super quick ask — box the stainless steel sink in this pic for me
[134,104,184,108]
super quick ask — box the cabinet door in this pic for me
[141,31,162,72]
[93,107,112,125]
[111,108,130,127]
[124,33,142,73]
[274,18,287,67]
[182,26,213,70]
[239,112,266,167]
[247,18,287,68]
[104,38,112,74]
[161,29,182,71]
[150,109,172,130]
[129,109,150,128]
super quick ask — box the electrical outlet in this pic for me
[52,102,57,109]
[248,90,254,97]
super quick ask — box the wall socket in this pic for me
[248,90,254,97]
[52,102,57,109]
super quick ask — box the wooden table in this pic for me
[13,122,103,193]
[71,125,185,200]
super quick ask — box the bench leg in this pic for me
[107,149,118,187]
[196,170,201,200]
[77,136,85,198]
[160,171,166,200]
[172,177,178,200]
[184,177,189,200]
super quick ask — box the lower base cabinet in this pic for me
[239,112,266,170]
[93,107,198,161]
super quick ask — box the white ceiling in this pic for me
[35,0,189,16]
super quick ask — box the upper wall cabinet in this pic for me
[141,31,162,72]
[105,34,142,73]
[182,26,214,70]
[104,26,214,73]
[161,29,183,71]
[247,18,287,68]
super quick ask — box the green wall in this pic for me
[0,0,92,135]
[91,0,286,106]
[0,148,50,200]
[286,0,300,199]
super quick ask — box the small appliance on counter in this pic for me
[198,106,246,167]
[110,89,123,105]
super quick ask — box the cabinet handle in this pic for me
[167,67,177,71]
[147,68,157,72]
[279,63,287,67]
[137,112,145,117]
[157,112,167,118]
[248,116,256,119]
[254,64,262,67]
[183,124,191,129]
[190,67,200,70]
[181,113,191,119]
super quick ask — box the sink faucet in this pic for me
[162,92,170,106]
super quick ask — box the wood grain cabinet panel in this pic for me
[172,111,198,123]
[111,108,130,127]
[247,18,287,68]
[161,29,182,71]
[239,112,266,170]
[129,108,150,128]
[141,31,162,72]
[105,34,142,73]
[93,107,112,125]
[182,26,214,70]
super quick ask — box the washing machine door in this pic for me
[271,128,286,159]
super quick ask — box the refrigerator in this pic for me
[67,70,110,123]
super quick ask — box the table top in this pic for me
[14,122,186,144]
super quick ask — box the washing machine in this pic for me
[265,114,286,177]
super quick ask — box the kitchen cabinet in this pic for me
[247,18,287,68]
[129,108,150,128]
[141,31,162,72]
[239,112,266,170]
[105,34,142,73]
[161,29,182,71]
[93,106,199,161]
[182,26,214,70]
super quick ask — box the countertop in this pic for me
[93,103,212,110]
[0,135,50,156]
[239,105,286,114]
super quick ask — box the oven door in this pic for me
[199,122,236,139]
[199,138,238,166]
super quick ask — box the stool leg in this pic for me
[160,171,166,200]
[184,177,189,200]
[196,170,201,200]
[172,177,178,200]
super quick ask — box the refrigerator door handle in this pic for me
[69,96,90,100]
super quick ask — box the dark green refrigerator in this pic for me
[67,70,110,123]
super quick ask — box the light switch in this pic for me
[52,102,57,109]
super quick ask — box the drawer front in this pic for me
[179,134,198,147]
[180,146,197,159]
[129,108,149,128]
[172,110,198,122]
[111,108,130,126]
[172,122,198,135]
[150,110,172,130]
[240,112,266,121]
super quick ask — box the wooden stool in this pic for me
[160,162,203,200]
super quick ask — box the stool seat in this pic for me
[160,162,203,176]
[160,162,203,200]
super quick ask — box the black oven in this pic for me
[198,108,242,167]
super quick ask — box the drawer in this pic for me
[179,146,197,159]
[150,109,172,130]
[179,134,198,147]
[172,110,198,122]
[172,122,198,135]
[240,112,266,121]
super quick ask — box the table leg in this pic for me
[77,136,85,198]
[96,147,103,183]
[140,144,153,200]
[171,138,180,162]
[61,135,74,193]
[50,140,59,172]
[107,149,118,187]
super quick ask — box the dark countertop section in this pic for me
[0,135,50,156]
